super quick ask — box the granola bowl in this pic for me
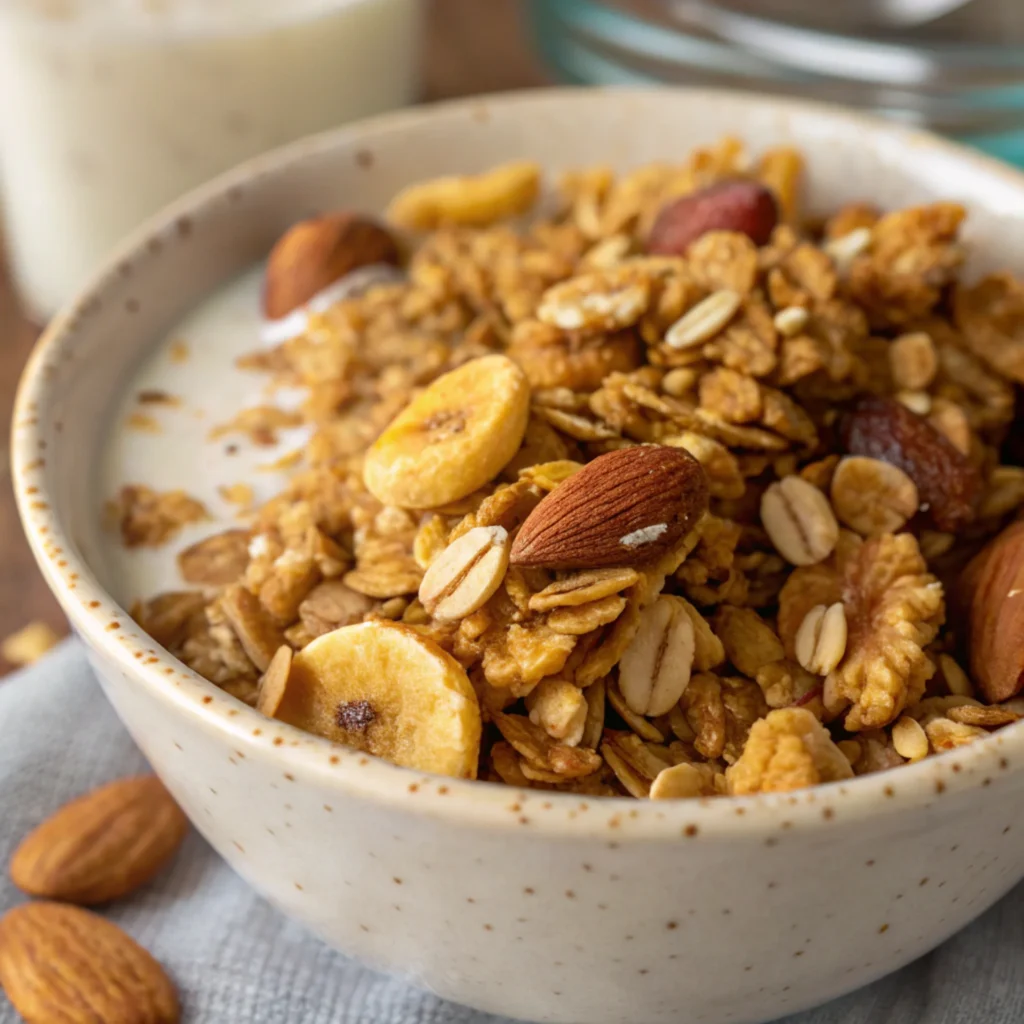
[14,88,1024,1024]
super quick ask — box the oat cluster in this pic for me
[120,137,1024,797]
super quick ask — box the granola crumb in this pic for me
[107,484,209,547]
[1,621,61,666]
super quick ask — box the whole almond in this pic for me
[509,446,708,570]
[0,902,179,1024]
[263,212,399,319]
[647,180,778,256]
[960,520,1024,702]
[10,775,188,905]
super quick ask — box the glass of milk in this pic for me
[0,0,422,320]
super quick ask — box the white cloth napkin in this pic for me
[2,641,1023,1024]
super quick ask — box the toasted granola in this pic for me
[114,141,1024,795]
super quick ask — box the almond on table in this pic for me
[10,776,188,905]
[114,139,1024,799]
[0,903,179,1024]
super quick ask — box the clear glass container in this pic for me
[527,0,1024,164]
[0,0,422,320]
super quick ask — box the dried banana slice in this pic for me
[269,621,482,779]
[363,355,530,509]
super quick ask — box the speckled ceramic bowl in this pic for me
[13,89,1024,1024]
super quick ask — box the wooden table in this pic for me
[0,0,551,671]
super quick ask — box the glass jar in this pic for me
[0,0,422,320]
[527,0,1024,164]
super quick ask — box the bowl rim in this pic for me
[13,84,1024,841]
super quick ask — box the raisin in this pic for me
[840,396,981,532]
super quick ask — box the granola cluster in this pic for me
[119,137,1024,797]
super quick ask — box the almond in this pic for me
[263,212,399,319]
[0,902,179,1023]
[509,445,708,570]
[961,520,1024,702]
[10,775,188,905]
[647,181,778,256]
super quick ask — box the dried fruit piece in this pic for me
[840,396,981,532]
[760,475,839,566]
[263,212,398,319]
[794,602,847,676]
[387,161,540,230]
[0,903,179,1024]
[726,707,853,795]
[271,621,481,778]
[830,456,919,537]
[419,526,510,622]
[10,776,187,905]
[510,446,708,570]
[960,520,1024,702]
[647,181,778,255]
[618,595,696,717]
[364,355,531,509]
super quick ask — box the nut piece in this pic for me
[272,621,482,778]
[650,761,722,800]
[647,180,779,255]
[364,355,531,509]
[773,305,808,337]
[823,227,871,275]
[387,161,540,230]
[889,332,938,390]
[0,903,179,1024]
[9,776,188,905]
[830,456,919,537]
[841,396,981,533]
[960,520,1024,702]
[419,525,510,622]
[665,290,742,350]
[263,212,399,319]
[618,595,696,717]
[510,445,708,570]
[760,475,840,566]
[726,707,854,795]
[794,602,848,676]
[891,715,929,761]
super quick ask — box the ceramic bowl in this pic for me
[13,88,1024,1024]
